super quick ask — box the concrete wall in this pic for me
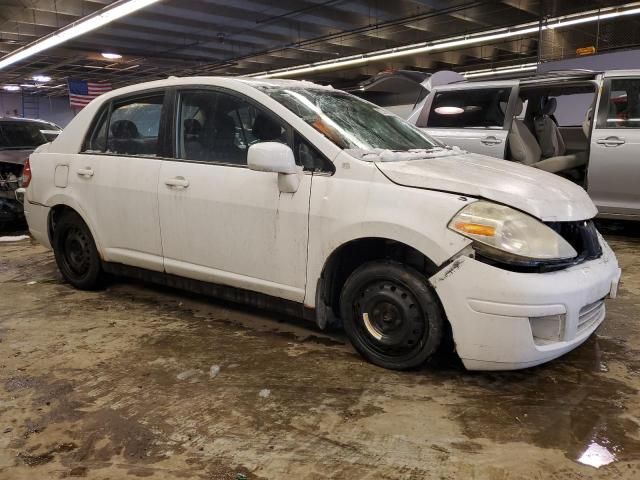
[539,49,640,73]
[0,92,76,127]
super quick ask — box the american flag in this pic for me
[68,79,112,108]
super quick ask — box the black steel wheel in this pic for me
[52,211,103,290]
[340,261,444,370]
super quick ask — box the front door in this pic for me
[157,89,311,301]
[588,76,640,217]
[418,86,513,158]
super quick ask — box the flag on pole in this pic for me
[68,79,112,108]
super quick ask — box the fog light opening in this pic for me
[529,314,566,345]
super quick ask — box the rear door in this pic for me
[70,91,167,270]
[416,83,516,158]
[588,74,640,218]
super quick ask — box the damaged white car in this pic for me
[24,77,621,370]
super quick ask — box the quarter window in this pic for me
[426,88,511,129]
[598,79,640,129]
[177,90,287,165]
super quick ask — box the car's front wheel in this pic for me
[340,261,444,370]
[52,211,103,290]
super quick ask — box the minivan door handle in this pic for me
[481,136,503,145]
[596,136,626,147]
[164,176,190,189]
[76,168,94,178]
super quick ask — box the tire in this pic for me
[52,211,103,290]
[340,260,444,370]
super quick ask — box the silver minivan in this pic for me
[408,70,640,220]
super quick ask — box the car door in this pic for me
[588,75,640,217]
[71,91,167,271]
[157,88,311,302]
[416,83,515,158]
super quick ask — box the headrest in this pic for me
[499,101,508,115]
[110,120,139,139]
[542,97,557,116]
[183,118,202,136]
[252,113,282,141]
[513,98,524,116]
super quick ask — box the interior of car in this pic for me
[505,82,597,185]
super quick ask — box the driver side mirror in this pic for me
[247,142,302,193]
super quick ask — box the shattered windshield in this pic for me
[257,86,440,153]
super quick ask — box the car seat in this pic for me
[109,119,140,154]
[507,98,586,174]
[534,98,566,158]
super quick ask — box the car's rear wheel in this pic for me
[340,261,444,370]
[52,211,103,290]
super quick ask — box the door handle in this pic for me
[481,136,503,145]
[596,136,626,147]
[164,176,189,189]
[76,168,94,178]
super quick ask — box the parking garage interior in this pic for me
[1,1,640,479]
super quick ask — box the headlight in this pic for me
[449,201,577,263]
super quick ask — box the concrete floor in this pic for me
[0,226,639,479]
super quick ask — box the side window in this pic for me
[106,94,164,156]
[295,134,333,173]
[426,88,511,129]
[549,93,595,127]
[177,90,287,165]
[598,79,640,129]
[84,105,109,152]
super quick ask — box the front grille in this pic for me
[578,299,605,334]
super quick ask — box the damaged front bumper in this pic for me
[429,238,621,371]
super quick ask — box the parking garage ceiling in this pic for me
[0,0,636,94]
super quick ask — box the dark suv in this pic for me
[0,117,61,229]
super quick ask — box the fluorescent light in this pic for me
[101,52,122,60]
[32,75,51,82]
[252,2,640,79]
[3,85,20,91]
[0,0,160,70]
[463,63,538,78]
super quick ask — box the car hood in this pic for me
[0,148,32,166]
[374,151,597,222]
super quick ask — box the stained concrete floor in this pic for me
[0,224,639,480]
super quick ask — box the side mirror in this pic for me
[247,142,301,193]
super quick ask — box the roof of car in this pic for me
[0,116,57,125]
[436,69,605,91]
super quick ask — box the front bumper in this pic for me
[430,239,621,371]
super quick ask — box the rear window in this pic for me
[0,121,49,149]
[426,88,511,129]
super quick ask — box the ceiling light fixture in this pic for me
[3,85,20,91]
[101,52,122,60]
[32,75,51,82]
[0,0,161,70]
[251,2,640,79]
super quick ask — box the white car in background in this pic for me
[24,77,620,370]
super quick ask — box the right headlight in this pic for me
[449,201,577,263]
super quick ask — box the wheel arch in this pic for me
[313,236,442,330]
[47,199,104,259]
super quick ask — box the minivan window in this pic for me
[258,86,439,151]
[106,94,164,156]
[0,121,48,149]
[426,88,511,129]
[598,79,640,129]
[177,90,287,165]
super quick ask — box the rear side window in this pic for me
[426,88,511,129]
[107,94,165,156]
[598,79,640,129]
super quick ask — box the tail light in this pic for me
[21,158,32,188]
